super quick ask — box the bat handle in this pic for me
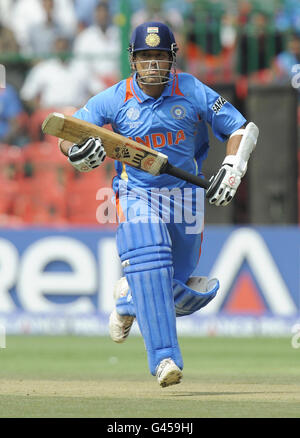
[163,162,210,189]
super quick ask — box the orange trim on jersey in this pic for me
[124,77,142,103]
[198,232,204,261]
[124,77,134,102]
[171,74,184,97]
[115,191,126,223]
[171,75,176,96]
[130,78,142,103]
[174,74,184,96]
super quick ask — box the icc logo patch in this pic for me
[126,107,140,121]
[171,105,186,120]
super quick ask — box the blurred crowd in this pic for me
[0,0,300,225]
[1,0,300,146]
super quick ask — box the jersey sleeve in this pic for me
[72,81,124,127]
[194,79,247,142]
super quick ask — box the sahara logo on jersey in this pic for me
[129,130,186,148]
[212,96,227,114]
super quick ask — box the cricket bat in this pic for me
[42,112,210,189]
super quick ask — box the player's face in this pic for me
[133,50,172,85]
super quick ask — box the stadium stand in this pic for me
[0,0,299,225]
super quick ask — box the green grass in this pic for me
[0,335,300,418]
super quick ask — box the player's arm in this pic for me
[58,89,116,170]
[197,81,259,206]
[58,100,107,172]
[206,123,258,206]
[225,130,244,156]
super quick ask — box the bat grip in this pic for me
[164,162,210,189]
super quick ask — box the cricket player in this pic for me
[59,22,258,387]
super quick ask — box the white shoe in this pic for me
[156,358,183,388]
[109,277,135,343]
[109,309,135,343]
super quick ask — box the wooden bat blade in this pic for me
[42,112,168,176]
[42,112,210,189]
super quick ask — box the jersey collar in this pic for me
[131,73,181,102]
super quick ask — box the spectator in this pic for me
[275,0,300,33]
[27,0,67,56]
[0,0,13,28]
[220,12,237,52]
[237,10,284,82]
[275,32,300,83]
[274,32,300,117]
[131,0,183,30]
[73,0,100,30]
[0,84,26,145]
[219,12,238,82]
[73,2,121,89]
[0,17,19,54]
[20,35,96,111]
[10,0,77,54]
[73,0,122,29]
[183,1,229,82]
[236,0,253,26]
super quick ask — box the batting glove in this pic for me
[68,137,106,172]
[206,155,245,206]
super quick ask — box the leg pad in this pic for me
[174,276,219,317]
[116,218,183,375]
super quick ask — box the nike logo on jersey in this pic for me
[129,130,186,148]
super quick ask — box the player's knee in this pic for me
[116,217,173,273]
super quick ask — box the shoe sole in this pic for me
[109,311,134,343]
[159,369,183,388]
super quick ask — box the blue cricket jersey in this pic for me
[73,72,246,189]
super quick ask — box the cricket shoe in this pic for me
[109,277,135,343]
[156,358,183,388]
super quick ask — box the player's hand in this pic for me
[68,137,106,172]
[206,155,244,206]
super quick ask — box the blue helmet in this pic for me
[128,21,178,56]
